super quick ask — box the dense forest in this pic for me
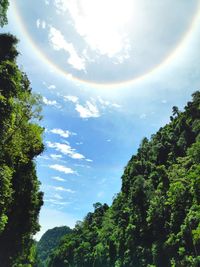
[0,1,44,266]
[1,1,200,267]
[47,92,200,267]
[37,226,72,267]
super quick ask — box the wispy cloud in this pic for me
[53,193,63,200]
[47,141,85,159]
[140,113,147,119]
[64,95,100,118]
[49,128,73,138]
[43,96,60,108]
[53,186,75,193]
[85,159,93,162]
[64,95,79,103]
[50,154,63,160]
[52,176,66,182]
[53,0,68,13]
[98,97,121,109]
[45,199,70,206]
[36,19,46,29]
[38,155,50,160]
[49,26,85,71]
[75,101,100,118]
[49,164,75,174]
[48,84,56,90]
[63,95,121,119]
[54,0,131,61]
[76,142,83,145]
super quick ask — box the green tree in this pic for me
[0,0,9,26]
[0,34,44,266]
[47,92,200,267]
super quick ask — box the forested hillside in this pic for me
[36,226,72,266]
[1,2,200,267]
[0,26,44,267]
[47,92,200,267]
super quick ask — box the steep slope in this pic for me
[47,92,200,267]
[37,226,72,266]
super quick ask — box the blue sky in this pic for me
[1,0,200,239]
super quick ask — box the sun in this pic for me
[67,0,135,58]
[14,0,199,85]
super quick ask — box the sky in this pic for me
[1,0,200,240]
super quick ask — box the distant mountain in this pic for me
[47,92,200,267]
[36,226,72,266]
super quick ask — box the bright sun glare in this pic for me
[67,0,135,58]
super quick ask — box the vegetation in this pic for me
[1,3,200,266]
[47,92,200,267]
[36,226,72,266]
[0,0,9,26]
[0,33,44,266]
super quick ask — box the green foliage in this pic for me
[47,92,200,267]
[0,0,9,26]
[0,34,44,266]
[36,226,72,266]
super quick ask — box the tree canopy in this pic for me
[47,92,200,267]
[0,33,44,267]
[0,0,9,26]
[36,226,72,267]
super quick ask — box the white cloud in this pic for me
[64,96,100,118]
[53,186,75,193]
[43,96,59,108]
[36,19,46,29]
[64,95,79,103]
[54,193,63,200]
[48,84,56,90]
[112,103,121,108]
[45,199,70,205]
[52,176,66,182]
[44,0,50,5]
[64,95,121,118]
[41,21,46,29]
[98,96,121,109]
[38,155,49,160]
[47,141,85,159]
[76,142,83,145]
[54,0,68,13]
[49,164,75,174]
[49,26,86,71]
[50,154,63,160]
[55,0,131,61]
[85,159,93,162]
[36,19,40,28]
[50,128,72,138]
[75,101,100,118]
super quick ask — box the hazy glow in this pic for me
[58,0,134,59]
[13,0,200,88]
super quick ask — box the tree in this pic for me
[47,91,200,267]
[0,0,9,27]
[0,33,44,266]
